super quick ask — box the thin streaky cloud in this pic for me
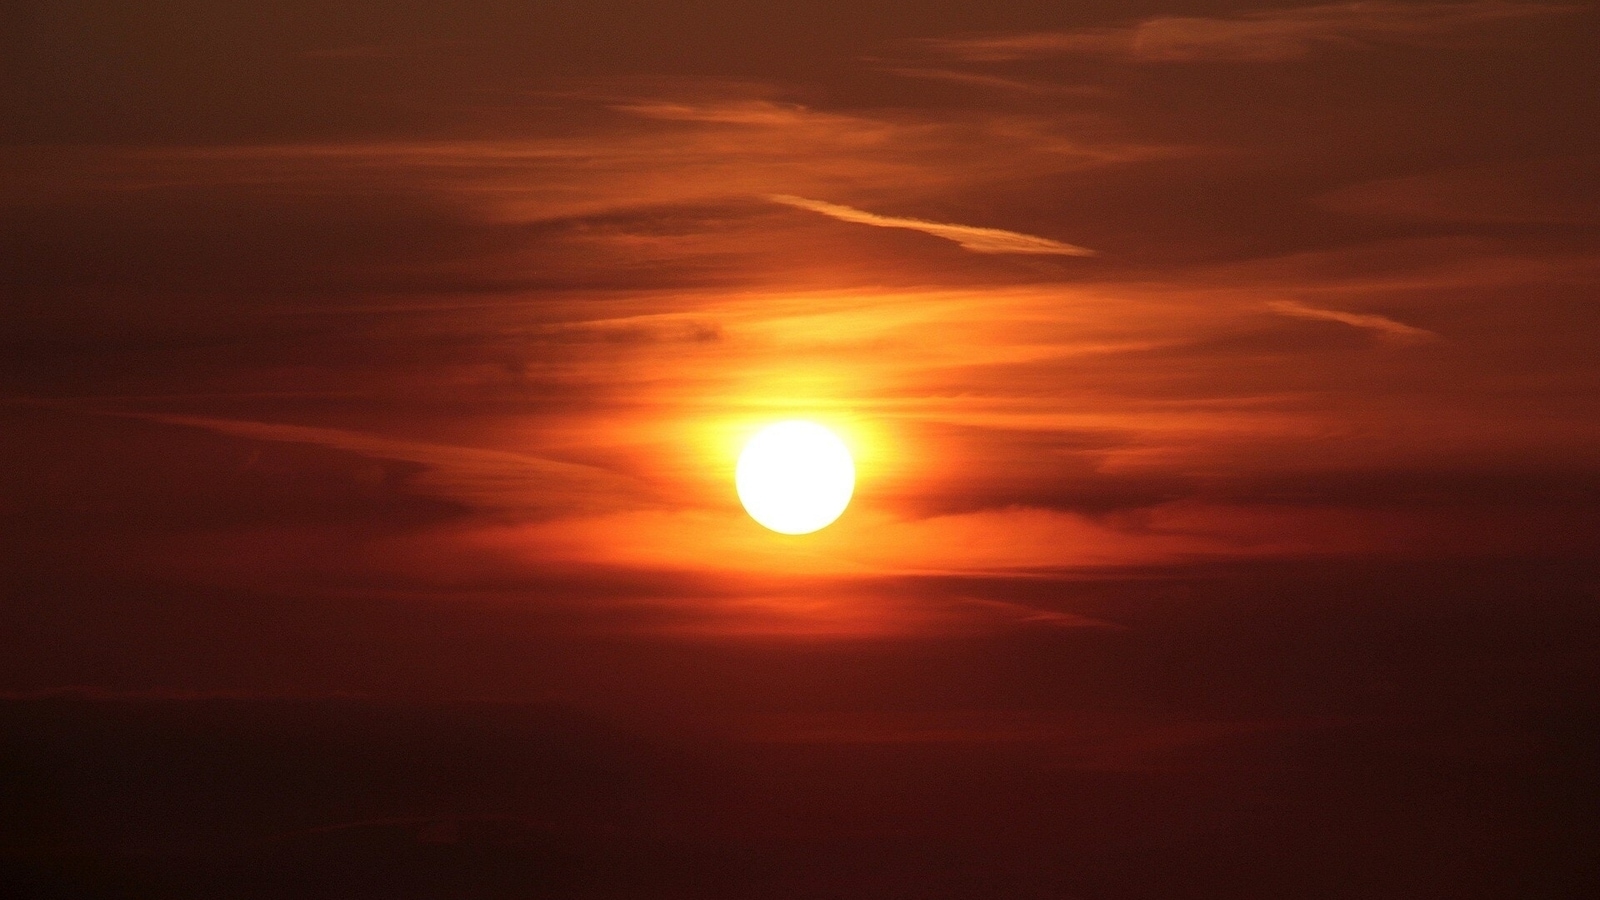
[926,1,1579,63]
[1266,300,1439,344]
[121,412,644,514]
[611,100,829,126]
[960,597,1124,630]
[769,194,1096,256]
[884,67,1113,97]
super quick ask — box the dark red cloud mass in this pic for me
[3,2,1598,897]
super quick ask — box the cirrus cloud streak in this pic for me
[924,1,1579,63]
[768,194,1096,256]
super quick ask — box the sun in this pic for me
[736,420,855,534]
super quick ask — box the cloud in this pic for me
[1318,156,1600,225]
[123,412,645,516]
[3,92,1148,242]
[610,99,829,127]
[768,195,1096,256]
[958,597,1124,630]
[883,67,1112,97]
[1266,300,1438,344]
[926,1,1578,62]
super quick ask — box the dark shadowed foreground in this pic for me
[4,560,1598,899]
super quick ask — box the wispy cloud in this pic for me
[926,1,1578,63]
[768,194,1096,256]
[1266,300,1438,344]
[1318,156,1600,225]
[5,95,1150,238]
[883,67,1112,97]
[125,412,644,515]
[610,99,831,127]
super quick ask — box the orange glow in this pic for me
[9,2,1595,643]
[4,5,1596,895]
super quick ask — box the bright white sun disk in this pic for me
[736,421,855,534]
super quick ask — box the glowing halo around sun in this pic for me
[735,420,855,534]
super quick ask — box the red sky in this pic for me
[3,2,1599,896]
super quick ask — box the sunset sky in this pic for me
[3,2,1599,896]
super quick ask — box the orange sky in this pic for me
[3,0,1597,650]
[4,7,1600,894]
